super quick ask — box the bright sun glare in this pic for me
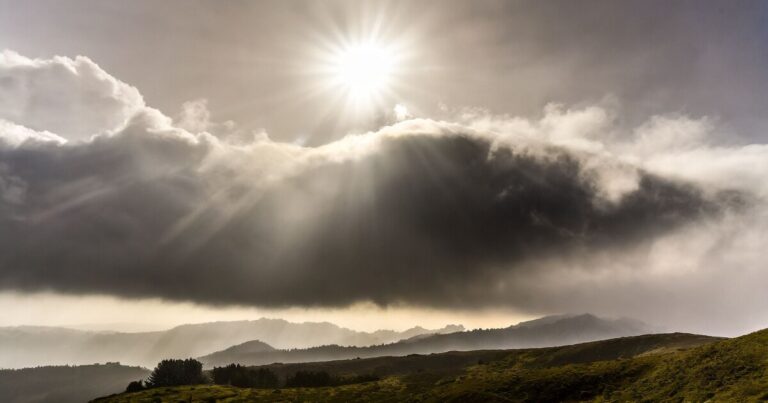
[331,42,398,101]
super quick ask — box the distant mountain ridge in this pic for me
[0,319,463,369]
[0,363,149,403]
[199,313,652,367]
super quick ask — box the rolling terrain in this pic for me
[234,332,720,382]
[94,331,733,402]
[199,314,651,367]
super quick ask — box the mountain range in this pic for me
[198,313,651,367]
[0,363,149,403]
[0,319,463,369]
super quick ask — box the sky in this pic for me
[0,0,767,336]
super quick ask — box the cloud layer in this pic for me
[0,51,765,330]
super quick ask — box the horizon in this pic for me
[0,310,635,335]
[2,0,768,342]
[0,293,527,334]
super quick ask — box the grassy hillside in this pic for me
[246,349,512,381]
[92,331,740,402]
[424,328,767,402]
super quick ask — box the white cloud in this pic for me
[175,98,269,145]
[0,118,65,146]
[0,50,144,141]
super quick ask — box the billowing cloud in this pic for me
[0,51,764,330]
[0,50,144,141]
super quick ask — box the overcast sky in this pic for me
[0,0,767,335]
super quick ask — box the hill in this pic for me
[94,331,726,402]
[240,332,720,382]
[0,363,148,403]
[199,313,651,367]
[0,319,462,368]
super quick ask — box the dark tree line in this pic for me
[211,364,278,388]
[126,359,379,393]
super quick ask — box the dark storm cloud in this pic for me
[222,135,720,307]
[0,111,728,308]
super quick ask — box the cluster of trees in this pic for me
[146,358,207,387]
[126,359,380,393]
[125,358,206,392]
[211,364,278,388]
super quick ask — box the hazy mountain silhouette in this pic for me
[0,319,462,369]
[199,313,651,367]
[0,363,148,403]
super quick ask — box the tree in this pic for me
[145,359,207,388]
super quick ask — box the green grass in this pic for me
[92,380,408,403]
[93,330,768,403]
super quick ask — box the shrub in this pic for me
[125,380,145,393]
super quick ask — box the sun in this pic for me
[306,28,411,120]
[332,43,395,97]
[327,41,400,105]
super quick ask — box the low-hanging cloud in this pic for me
[0,51,764,332]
